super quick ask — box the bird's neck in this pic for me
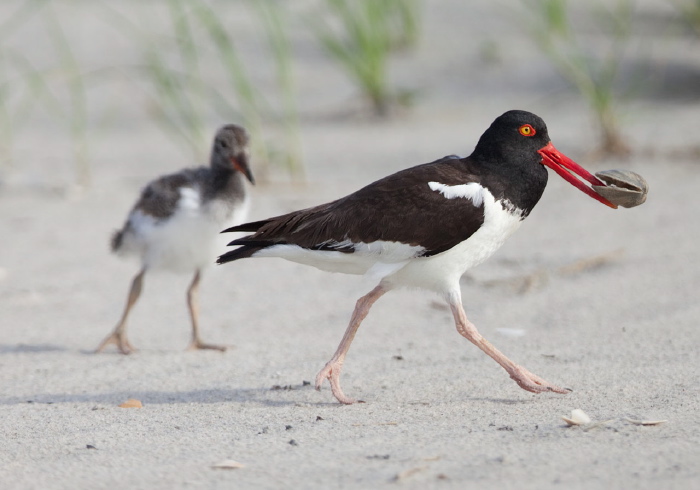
[469,154,548,217]
[207,164,244,197]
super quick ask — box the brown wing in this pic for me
[131,170,202,219]
[219,157,486,263]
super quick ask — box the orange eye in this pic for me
[519,124,536,137]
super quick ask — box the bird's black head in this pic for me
[211,124,255,185]
[472,110,618,209]
[471,110,551,165]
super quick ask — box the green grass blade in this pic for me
[250,0,305,179]
[44,2,90,187]
[190,1,270,167]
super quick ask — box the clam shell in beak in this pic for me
[592,169,648,208]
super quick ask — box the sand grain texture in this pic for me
[1,1,699,488]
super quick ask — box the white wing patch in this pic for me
[178,187,201,211]
[428,181,484,207]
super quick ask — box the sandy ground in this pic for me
[1,1,700,489]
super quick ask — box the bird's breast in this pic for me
[383,187,525,291]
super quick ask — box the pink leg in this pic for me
[95,268,145,354]
[186,269,227,352]
[446,290,570,394]
[315,284,387,404]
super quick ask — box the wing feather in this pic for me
[221,157,487,260]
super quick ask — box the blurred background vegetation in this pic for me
[0,0,698,190]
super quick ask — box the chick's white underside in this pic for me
[116,186,250,272]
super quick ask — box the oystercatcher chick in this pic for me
[218,110,616,404]
[97,124,255,354]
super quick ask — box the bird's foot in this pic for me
[187,340,227,352]
[509,365,570,394]
[315,360,360,405]
[95,331,136,355]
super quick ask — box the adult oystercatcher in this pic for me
[97,124,255,354]
[218,110,616,404]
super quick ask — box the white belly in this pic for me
[385,190,524,291]
[118,190,250,273]
[252,186,523,292]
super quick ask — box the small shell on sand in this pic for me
[562,409,592,426]
[212,460,245,470]
[592,169,648,208]
[118,398,143,408]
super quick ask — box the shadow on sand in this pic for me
[0,386,337,408]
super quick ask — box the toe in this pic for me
[314,366,331,391]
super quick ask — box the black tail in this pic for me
[221,218,272,234]
[218,218,270,264]
[217,235,288,264]
[218,214,281,264]
[218,212,303,264]
[217,244,266,264]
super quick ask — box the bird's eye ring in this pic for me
[519,124,536,137]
